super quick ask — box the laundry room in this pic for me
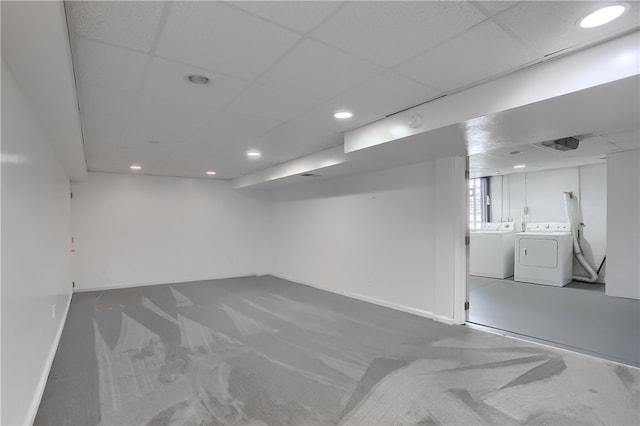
[467,131,639,366]
[490,160,607,284]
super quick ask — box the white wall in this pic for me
[606,150,639,300]
[1,60,72,425]
[71,173,271,290]
[434,157,468,324]
[267,161,440,319]
[489,163,607,282]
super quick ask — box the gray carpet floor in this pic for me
[36,275,640,425]
[469,276,640,366]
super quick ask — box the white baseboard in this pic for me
[76,272,457,325]
[347,291,435,320]
[433,314,457,325]
[73,273,259,293]
[25,292,72,426]
[268,273,457,324]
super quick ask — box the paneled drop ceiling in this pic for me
[65,1,640,180]
[469,129,640,178]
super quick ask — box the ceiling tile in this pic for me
[570,137,621,156]
[602,130,640,150]
[334,72,442,117]
[313,1,486,67]
[475,1,517,16]
[74,37,148,91]
[79,84,136,118]
[132,95,215,128]
[469,153,512,173]
[156,2,300,80]
[228,84,322,122]
[200,110,281,138]
[231,1,344,33]
[66,1,165,52]
[85,143,126,171]
[122,118,210,152]
[496,1,640,56]
[140,57,249,108]
[396,21,538,92]
[84,130,122,149]
[260,39,381,100]
[81,111,127,139]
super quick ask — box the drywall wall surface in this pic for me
[1,60,72,425]
[606,150,639,300]
[267,162,437,317]
[490,163,607,282]
[71,173,271,290]
[434,157,467,324]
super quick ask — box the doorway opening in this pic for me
[465,132,639,367]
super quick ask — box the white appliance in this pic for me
[514,222,573,286]
[470,222,515,279]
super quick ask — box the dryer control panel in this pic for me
[524,222,570,233]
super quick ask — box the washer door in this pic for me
[519,238,558,268]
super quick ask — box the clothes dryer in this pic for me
[514,222,573,286]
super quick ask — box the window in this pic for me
[469,177,491,230]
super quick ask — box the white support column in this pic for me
[606,150,640,300]
[434,156,468,324]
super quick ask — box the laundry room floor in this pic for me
[468,276,640,366]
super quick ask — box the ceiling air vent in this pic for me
[536,137,580,152]
[300,173,321,177]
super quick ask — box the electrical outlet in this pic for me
[52,304,56,319]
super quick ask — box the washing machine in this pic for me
[514,222,573,287]
[470,222,515,279]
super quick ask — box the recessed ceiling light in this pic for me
[186,74,211,85]
[334,111,353,119]
[206,171,217,176]
[247,150,262,159]
[130,164,142,171]
[579,5,626,28]
[514,164,526,169]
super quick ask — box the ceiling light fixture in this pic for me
[334,111,353,119]
[579,5,626,28]
[130,164,142,171]
[186,74,211,85]
[206,171,217,176]
[514,164,526,169]
[247,150,262,159]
